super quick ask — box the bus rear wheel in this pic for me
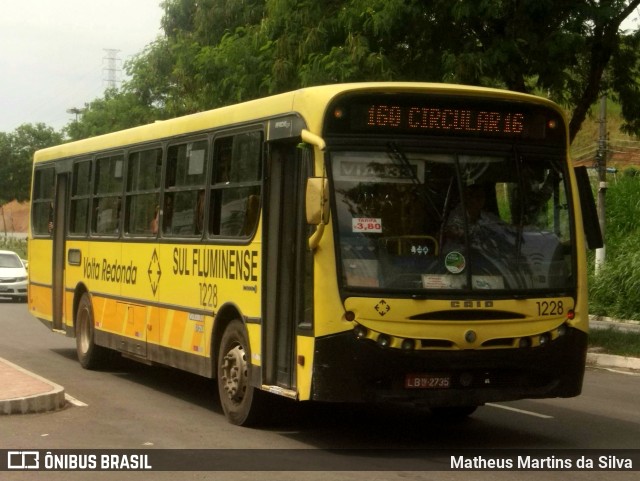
[217,320,264,426]
[76,293,109,370]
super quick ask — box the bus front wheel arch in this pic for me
[75,292,109,370]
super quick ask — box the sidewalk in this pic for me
[0,357,66,415]
[1,318,638,415]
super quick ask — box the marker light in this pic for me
[344,311,356,322]
[401,339,416,351]
[566,310,575,320]
[377,334,391,348]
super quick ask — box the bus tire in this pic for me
[217,320,264,426]
[75,293,108,370]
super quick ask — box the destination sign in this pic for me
[365,105,525,135]
[324,93,565,143]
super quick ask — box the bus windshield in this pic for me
[331,146,573,293]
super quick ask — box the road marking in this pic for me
[486,403,553,419]
[65,394,88,407]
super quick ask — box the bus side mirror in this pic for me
[306,177,329,225]
[574,166,603,250]
[306,177,329,250]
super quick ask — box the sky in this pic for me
[0,0,164,133]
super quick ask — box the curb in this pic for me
[586,352,640,372]
[0,358,66,415]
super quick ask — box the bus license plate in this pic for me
[405,374,451,389]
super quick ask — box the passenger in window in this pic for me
[150,204,160,235]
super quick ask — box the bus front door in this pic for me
[263,142,310,391]
[52,173,69,332]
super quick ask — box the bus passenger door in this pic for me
[52,173,69,332]
[263,142,310,390]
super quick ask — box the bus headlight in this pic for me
[354,324,368,339]
[539,333,551,346]
[519,337,532,348]
[377,334,391,348]
[401,339,416,351]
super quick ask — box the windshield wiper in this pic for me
[387,142,442,221]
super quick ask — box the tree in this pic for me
[0,123,63,203]
[64,88,161,140]
[429,0,640,142]
[69,0,640,143]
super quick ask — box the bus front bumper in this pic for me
[311,327,587,407]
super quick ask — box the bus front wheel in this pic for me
[75,293,108,370]
[217,320,264,426]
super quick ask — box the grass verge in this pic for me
[589,327,640,358]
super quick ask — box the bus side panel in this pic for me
[28,238,54,327]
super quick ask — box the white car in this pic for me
[0,250,28,302]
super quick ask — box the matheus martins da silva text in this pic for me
[451,455,633,470]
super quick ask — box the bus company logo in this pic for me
[375,299,391,317]
[148,249,162,295]
[7,451,39,470]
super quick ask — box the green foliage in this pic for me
[589,172,640,319]
[0,124,63,203]
[589,327,640,357]
[64,89,161,140]
[66,0,640,145]
[0,237,27,259]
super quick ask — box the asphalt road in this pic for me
[1,300,639,480]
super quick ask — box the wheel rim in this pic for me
[77,306,91,354]
[220,344,248,404]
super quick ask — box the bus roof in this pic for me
[33,82,563,163]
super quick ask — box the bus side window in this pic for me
[31,167,56,236]
[210,132,262,238]
[69,160,92,236]
[125,148,162,236]
[164,140,207,236]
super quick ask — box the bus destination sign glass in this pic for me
[365,104,525,135]
[325,93,564,143]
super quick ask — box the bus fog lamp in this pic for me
[557,324,568,336]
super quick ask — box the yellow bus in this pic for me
[29,83,602,425]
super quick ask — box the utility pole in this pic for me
[102,49,122,89]
[595,94,608,274]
